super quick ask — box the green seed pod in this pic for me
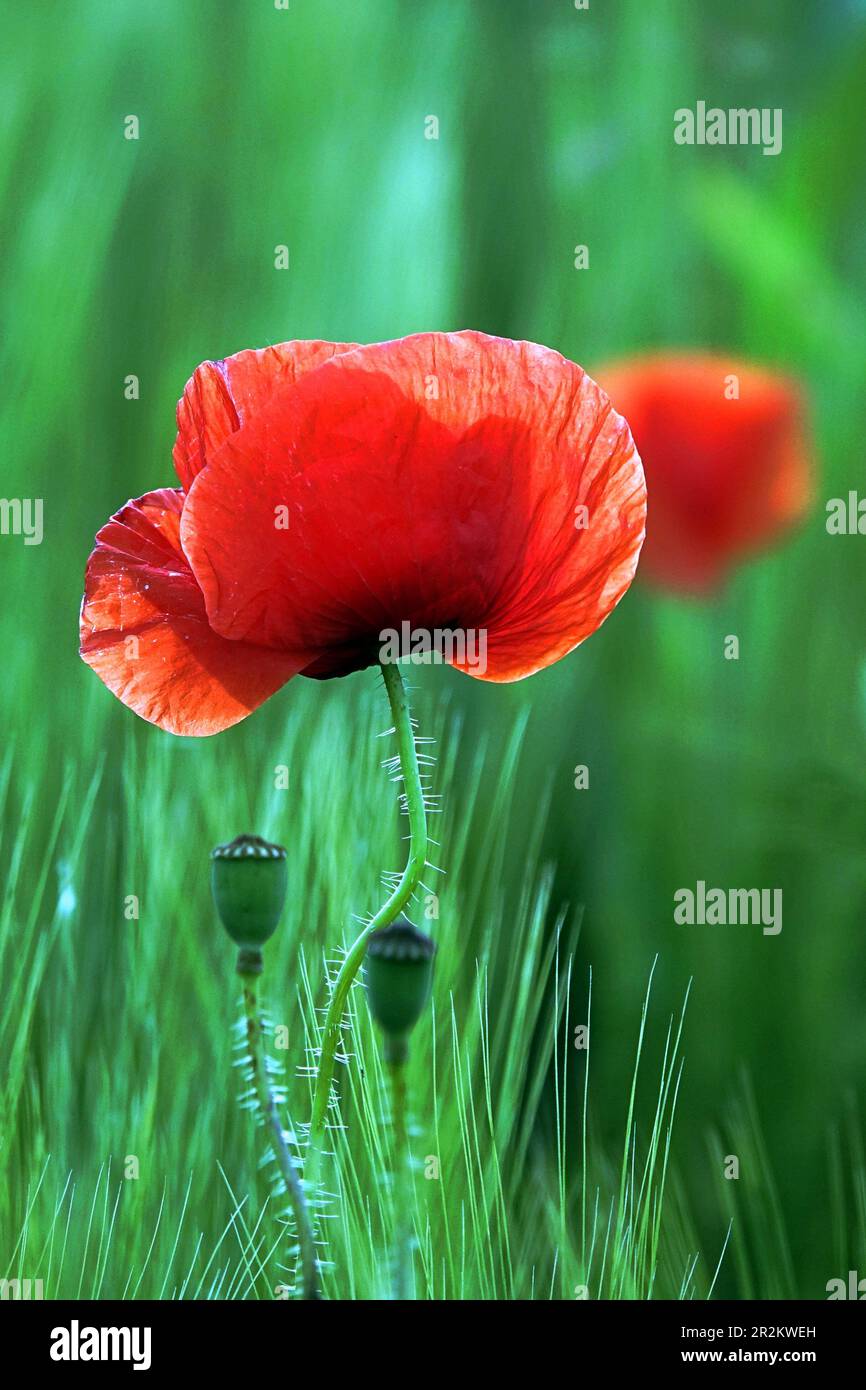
[365,919,436,1062]
[210,835,288,966]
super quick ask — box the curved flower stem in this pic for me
[242,975,320,1300]
[308,660,429,1155]
[388,1054,412,1299]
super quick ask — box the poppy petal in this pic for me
[597,354,811,593]
[80,489,306,735]
[180,331,645,681]
[173,339,359,490]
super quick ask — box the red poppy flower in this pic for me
[80,332,646,735]
[596,353,812,594]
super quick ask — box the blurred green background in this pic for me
[2,0,866,1298]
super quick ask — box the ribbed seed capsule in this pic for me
[365,918,436,1062]
[210,834,288,972]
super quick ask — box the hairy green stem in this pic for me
[242,976,321,1300]
[308,661,429,1154]
[388,1055,412,1299]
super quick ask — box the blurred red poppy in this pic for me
[80,332,645,735]
[597,353,812,595]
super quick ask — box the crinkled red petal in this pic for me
[79,489,306,734]
[173,340,358,491]
[181,331,646,682]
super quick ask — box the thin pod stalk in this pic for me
[211,834,320,1300]
[387,1054,411,1300]
[366,918,437,1299]
[239,963,320,1301]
